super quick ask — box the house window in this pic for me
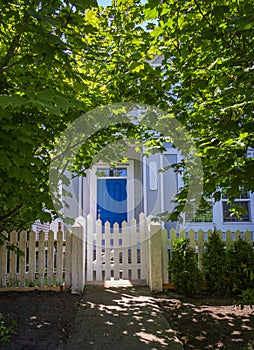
[222,188,250,222]
[96,167,127,177]
[185,200,213,222]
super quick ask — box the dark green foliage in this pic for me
[226,238,254,294]
[169,235,254,306]
[0,314,16,343]
[203,231,228,295]
[238,288,254,309]
[169,238,203,296]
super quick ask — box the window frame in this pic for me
[221,188,251,223]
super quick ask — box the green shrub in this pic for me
[169,238,203,296]
[202,231,228,295]
[238,288,254,309]
[0,314,16,343]
[226,238,254,294]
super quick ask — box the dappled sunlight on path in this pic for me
[156,295,254,350]
[65,286,183,350]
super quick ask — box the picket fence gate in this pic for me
[86,212,150,284]
[0,216,253,292]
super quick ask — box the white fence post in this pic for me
[56,229,64,286]
[71,217,86,294]
[149,222,163,291]
[47,230,54,287]
[0,231,8,288]
[86,214,94,282]
[161,228,169,284]
[140,212,149,283]
[38,230,45,287]
[10,230,17,287]
[18,230,26,287]
[65,229,72,288]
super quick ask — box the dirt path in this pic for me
[0,290,253,350]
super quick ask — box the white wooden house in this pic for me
[60,143,254,234]
[33,54,254,235]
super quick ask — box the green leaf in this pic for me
[75,0,98,11]
[0,96,26,110]
[144,7,158,20]
[128,61,144,72]
[85,9,100,27]
[0,155,12,170]
[214,191,221,202]
[37,90,55,102]
[230,13,254,30]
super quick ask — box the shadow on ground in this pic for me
[65,286,183,350]
[0,291,80,350]
[156,293,254,350]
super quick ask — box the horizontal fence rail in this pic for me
[0,219,253,292]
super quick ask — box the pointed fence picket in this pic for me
[0,231,8,288]
[0,218,253,292]
[86,213,149,284]
[0,230,65,290]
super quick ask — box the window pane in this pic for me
[96,169,110,177]
[222,187,249,199]
[185,202,213,222]
[223,201,250,222]
[111,168,127,177]
[96,168,127,177]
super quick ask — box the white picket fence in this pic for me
[85,213,150,284]
[0,213,152,292]
[160,227,254,285]
[0,230,66,289]
[1,216,254,292]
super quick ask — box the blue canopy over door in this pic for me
[97,178,127,226]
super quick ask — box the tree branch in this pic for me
[0,12,29,72]
[0,205,23,222]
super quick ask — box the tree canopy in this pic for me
[0,0,100,229]
[0,0,253,230]
[152,0,254,211]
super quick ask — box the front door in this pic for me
[96,168,127,226]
